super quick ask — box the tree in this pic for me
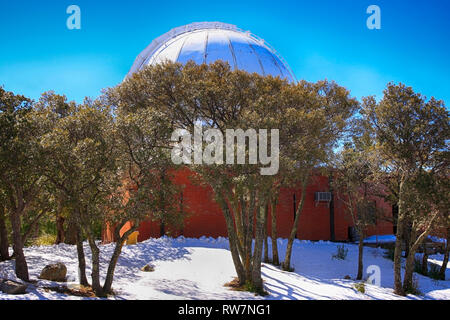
[0,198,10,261]
[437,214,450,280]
[0,87,48,281]
[181,64,283,293]
[400,169,448,290]
[269,186,281,266]
[263,204,269,263]
[113,61,284,293]
[362,83,449,295]
[39,93,127,294]
[37,83,183,297]
[66,80,184,296]
[429,154,449,281]
[115,61,359,289]
[39,95,134,296]
[102,96,185,294]
[276,81,358,271]
[333,142,381,280]
[37,92,90,286]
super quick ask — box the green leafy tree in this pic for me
[276,81,358,271]
[333,141,381,280]
[362,83,449,295]
[37,92,90,286]
[114,61,358,291]
[0,192,9,261]
[0,87,48,281]
[113,61,283,293]
[435,174,450,280]
[111,103,186,238]
[39,94,128,295]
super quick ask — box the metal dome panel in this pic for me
[127,22,296,82]
[205,30,236,68]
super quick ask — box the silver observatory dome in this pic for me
[127,22,296,82]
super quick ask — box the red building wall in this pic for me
[103,168,394,243]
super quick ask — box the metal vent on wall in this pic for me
[315,192,332,207]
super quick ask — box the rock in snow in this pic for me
[39,262,67,282]
[141,264,155,272]
[0,280,27,295]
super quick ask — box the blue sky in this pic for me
[0,0,449,104]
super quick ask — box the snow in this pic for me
[363,234,396,244]
[428,236,447,244]
[363,234,447,245]
[0,236,449,300]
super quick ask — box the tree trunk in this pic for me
[54,194,65,244]
[251,204,266,294]
[282,180,307,271]
[243,191,255,281]
[393,179,406,296]
[0,206,10,261]
[403,220,412,258]
[55,214,65,244]
[231,195,244,255]
[65,220,78,245]
[421,247,428,276]
[9,209,29,281]
[393,217,405,295]
[102,225,138,294]
[32,222,39,239]
[160,221,166,237]
[403,226,436,293]
[263,236,269,263]
[263,205,269,263]
[217,194,246,285]
[402,247,416,293]
[356,234,364,280]
[75,227,89,286]
[103,240,125,295]
[87,236,103,296]
[438,227,449,280]
[270,199,279,266]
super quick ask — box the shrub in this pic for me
[332,244,348,260]
[225,278,268,296]
[32,233,57,247]
[354,282,366,294]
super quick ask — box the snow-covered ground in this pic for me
[363,234,447,245]
[363,234,397,244]
[0,236,449,300]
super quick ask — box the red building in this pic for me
[102,167,394,243]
